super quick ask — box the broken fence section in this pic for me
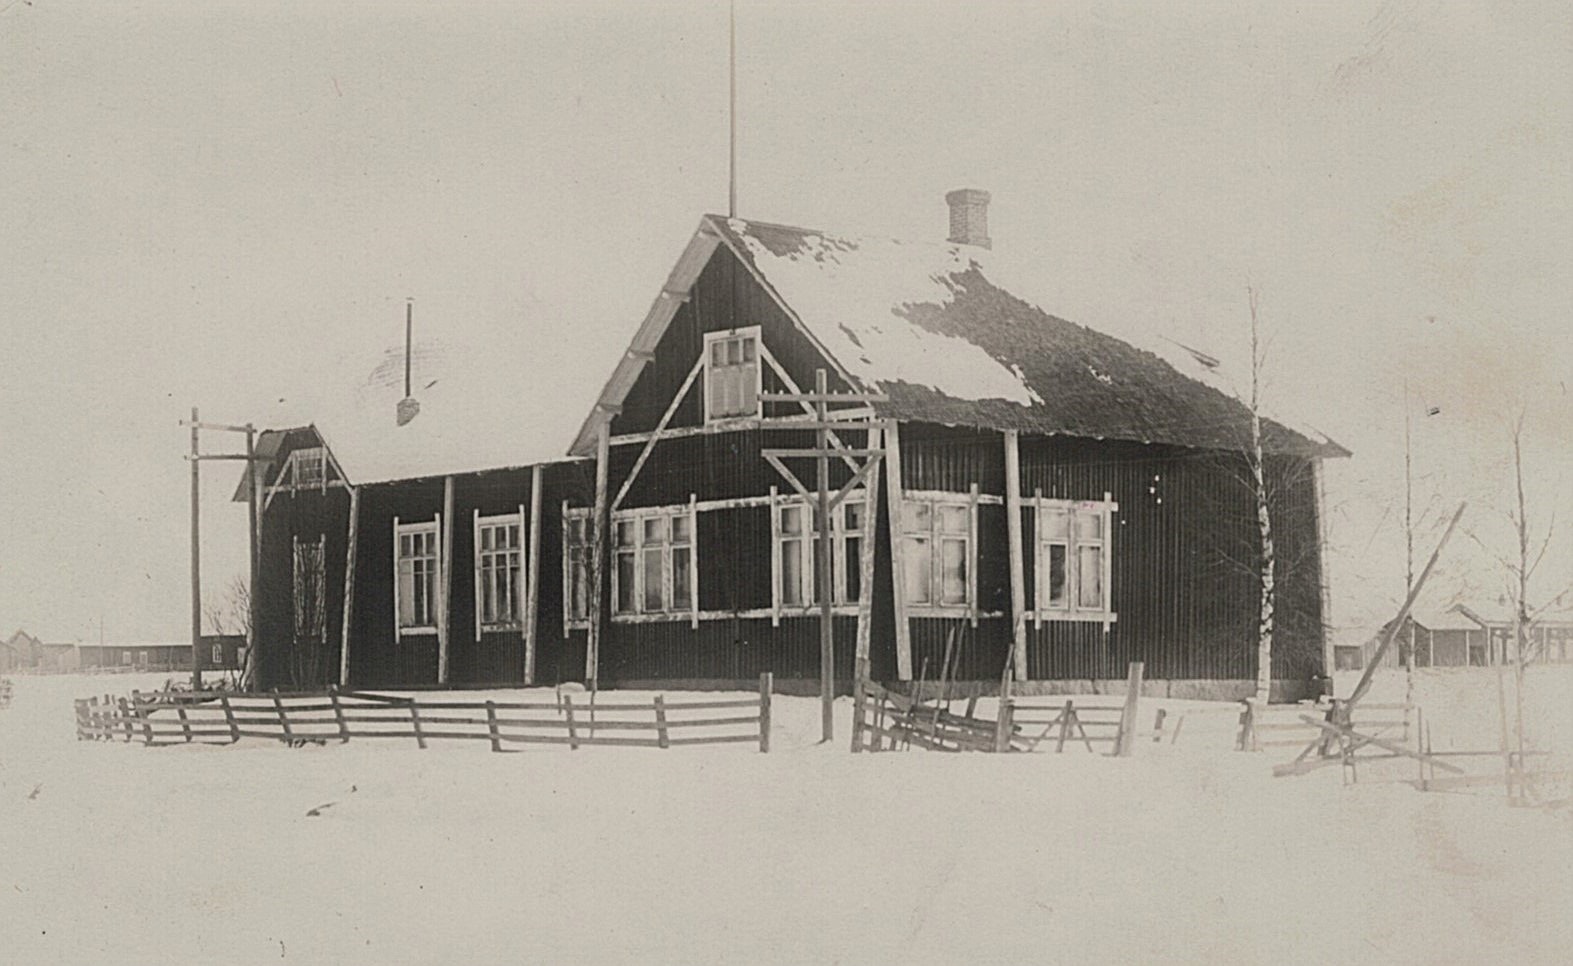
[851,662,1169,754]
[74,674,773,753]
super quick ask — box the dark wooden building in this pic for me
[245,192,1346,699]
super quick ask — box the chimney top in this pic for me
[945,188,991,249]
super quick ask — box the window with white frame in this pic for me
[293,534,327,641]
[211,643,224,665]
[704,327,761,421]
[901,496,973,611]
[395,519,440,632]
[474,511,524,630]
[138,650,148,666]
[120,650,132,666]
[292,446,327,489]
[612,506,695,618]
[774,497,868,610]
[562,507,592,628]
[1034,498,1115,619]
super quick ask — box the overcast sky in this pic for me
[2,0,1568,644]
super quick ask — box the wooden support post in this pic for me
[273,694,293,744]
[587,421,610,687]
[339,485,360,687]
[132,691,154,745]
[245,425,259,691]
[330,689,349,742]
[409,703,427,749]
[1004,430,1028,681]
[189,407,203,692]
[486,701,501,753]
[524,463,543,685]
[1115,661,1143,757]
[1056,700,1074,753]
[564,694,580,750]
[654,695,670,749]
[815,370,834,743]
[1237,699,1257,751]
[854,427,881,671]
[438,475,455,685]
[1152,708,1168,743]
[222,694,239,743]
[759,672,772,753]
[994,697,1014,753]
[884,423,912,679]
[851,673,866,753]
[177,704,192,743]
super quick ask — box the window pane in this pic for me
[643,548,664,611]
[672,514,691,543]
[1047,544,1067,608]
[1076,510,1103,540]
[742,337,756,362]
[673,547,691,606]
[782,540,803,606]
[907,502,930,533]
[643,516,666,545]
[781,505,803,536]
[844,501,862,531]
[845,535,862,602]
[941,538,968,604]
[616,552,636,613]
[903,537,931,604]
[1043,509,1069,540]
[616,520,636,547]
[399,569,416,626]
[739,371,758,416]
[939,505,968,534]
[711,342,727,367]
[728,338,744,365]
[1077,545,1103,609]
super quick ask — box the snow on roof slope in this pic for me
[709,216,1346,458]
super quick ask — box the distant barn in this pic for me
[242,192,1346,700]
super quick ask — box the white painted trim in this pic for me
[701,324,764,424]
[608,409,879,447]
[769,485,781,628]
[524,471,542,685]
[610,354,705,512]
[562,503,592,633]
[393,516,441,635]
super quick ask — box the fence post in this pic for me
[1237,698,1257,752]
[177,704,193,743]
[654,695,670,749]
[410,703,427,749]
[1056,700,1074,753]
[131,691,155,745]
[1151,708,1167,744]
[118,696,134,742]
[993,697,1015,753]
[564,694,580,750]
[486,701,502,753]
[74,699,87,740]
[273,694,293,745]
[759,673,772,753]
[221,694,240,743]
[330,689,350,743]
[1115,661,1143,757]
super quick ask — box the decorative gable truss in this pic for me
[264,444,349,513]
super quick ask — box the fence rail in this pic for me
[75,675,773,754]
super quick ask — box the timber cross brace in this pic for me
[759,368,888,742]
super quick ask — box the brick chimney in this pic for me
[945,188,991,249]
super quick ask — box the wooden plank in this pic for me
[587,422,610,686]
[409,703,427,749]
[564,694,580,750]
[486,701,502,752]
[654,695,670,749]
[438,476,455,685]
[1115,662,1143,757]
[759,672,772,753]
[339,485,360,686]
[1004,430,1028,680]
[885,423,912,679]
[524,464,543,684]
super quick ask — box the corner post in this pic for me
[587,418,611,688]
[524,463,544,685]
[438,475,455,685]
[884,422,912,679]
[1004,429,1028,681]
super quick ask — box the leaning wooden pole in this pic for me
[338,484,360,687]
[1345,503,1466,712]
[189,406,203,691]
[1004,430,1028,681]
[587,419,611,689]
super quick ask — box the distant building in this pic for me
[1359,603,1573,669]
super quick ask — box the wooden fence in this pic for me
[1237,699,1412,755]
[852,663,1167,754]
[75,674,773,753]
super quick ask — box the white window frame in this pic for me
[393,516,441,635]
[211,643,224,665]
[1030,494,1117,625]
[702,325,763,424]
[899,493,977,617]
[473,508,526,639]
[120,650,132,666]
[610,502,699,623]
[770,492,869,617]
[562,505,592,631]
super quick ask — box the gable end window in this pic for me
[1032,497,1116,623]
[394,517,441,633]
[703,327,761,422]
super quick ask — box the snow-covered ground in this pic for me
[2,670,1570,966]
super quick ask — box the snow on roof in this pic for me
[255,322,582,487]
[708,217,1346,458]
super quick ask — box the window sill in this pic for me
[1027,611,1119,624]
[397,626,438,637]
[908,608,1002,619]
[479,623,523,634]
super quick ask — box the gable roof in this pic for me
[573,215,1347,459]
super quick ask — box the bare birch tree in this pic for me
[1247,286,1275,701]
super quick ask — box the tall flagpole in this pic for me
[729,0,737,218]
